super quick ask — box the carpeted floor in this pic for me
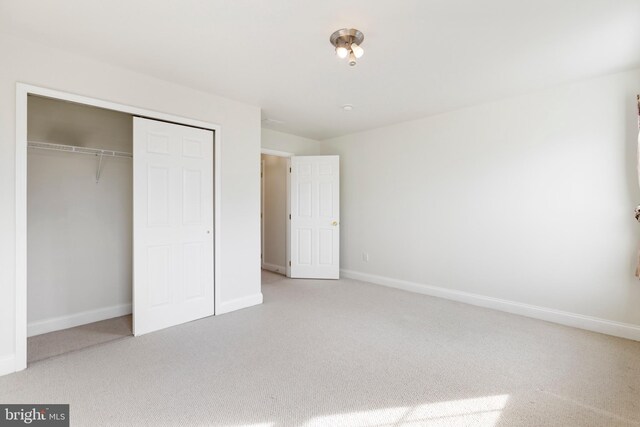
[28,315,132,364]
[1,271,640,426]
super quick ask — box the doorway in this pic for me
[261,149,292,276]
[15,84,222,372]
[260,150,341,280]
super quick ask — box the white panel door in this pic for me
[133,117,214,336]
[288,156,340,279]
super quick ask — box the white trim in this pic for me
[262,263,286,275]
[260,158,265,270]
[217,293,264,315]
[341,269,640,342]
[17,84,219,129]
[214,127,222,317]
[261,148,293,157]
[15,85,27,373]
[0,355,16,377]
[28,304,132,337]
[286,157,291,278]
[15,83,223,375]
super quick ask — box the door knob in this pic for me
[332,221,338,226]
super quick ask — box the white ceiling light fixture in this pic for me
[330,28,364,67]
[336,46,349,59]
[350,42,364,58]
[342,104,354,111]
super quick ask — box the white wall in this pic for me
[261,154,288,273]
[27,97,132,335]
[322,68,640,335]
[0,35,262,374]
[262,128,321,155]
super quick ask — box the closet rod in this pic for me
[27,141,132,158]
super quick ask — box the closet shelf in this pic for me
[27,141,132,158]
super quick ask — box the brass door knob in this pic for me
[332,221,339,226]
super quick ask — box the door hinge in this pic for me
[289,261,291,266]
[289,214,291,219]
[289,167,292,173]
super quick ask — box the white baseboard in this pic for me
[217,293,263,315]
[27,303,132,337]
[341,269,640,342]
[0,355,16,377]
[262,263,286,275]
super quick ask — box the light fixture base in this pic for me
[329,28,364,48]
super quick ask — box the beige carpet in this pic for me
[1,271,639,426]
[28,315,132,364]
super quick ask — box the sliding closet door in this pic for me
[133,117,214,336]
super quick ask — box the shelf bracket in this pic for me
[96,152,104,183]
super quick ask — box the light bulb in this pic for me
[348,51,357,66]
[336,46,348,59]
[351,42,364,58]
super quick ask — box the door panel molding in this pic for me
[133,117,214,336]
[287,155,340,279]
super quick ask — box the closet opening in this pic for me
[16,84,221,372]
[27,95,134,363]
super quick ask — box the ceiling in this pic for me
[2,0,640,140]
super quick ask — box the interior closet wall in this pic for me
[27,96,133,336]
[261,154,288,273]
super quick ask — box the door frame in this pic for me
[15,83,222,372]
[261,158,265,269]
[259,148,292,276]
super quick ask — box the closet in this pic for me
[27,95,133,363]
[25,94,216,365]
